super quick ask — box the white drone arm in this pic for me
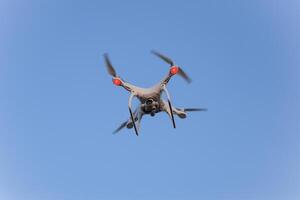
[160,72,174,86]
[120,80,135,92]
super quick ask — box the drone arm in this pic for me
[158,64,191,86]
[159,73,174,86]
[120,81,135,92]
[128,93,139,136]
[162,85,176,128]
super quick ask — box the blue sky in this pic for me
[1,0,299,199]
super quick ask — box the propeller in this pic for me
[184,108,207,112]
[151,50,174,66]
[113,112,138,134]
[113,121,127,134]
[104,53,123,86]
[151,50,192,83]
[104,53,117,77]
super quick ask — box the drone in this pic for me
[104,51,206,135]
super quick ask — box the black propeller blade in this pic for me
[151,50,174,66]
[104,53,117,77]
[184,108,207,112]
[113,111,139,134]
[151,50,192,83]
[178,68,192,83]
[113,121,128,134]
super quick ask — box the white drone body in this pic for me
[104,51,206,135]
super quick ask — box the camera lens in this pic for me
[146,99,153,105]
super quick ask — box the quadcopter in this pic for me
[104,51,206,135]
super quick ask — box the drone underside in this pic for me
[103,51,206,135]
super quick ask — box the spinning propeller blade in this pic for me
[113,121,128,134]
[184,108,207,112]
[151,50,192,83]
[151,50,174,66]
[178,68,192,83]
[104,53,117,77]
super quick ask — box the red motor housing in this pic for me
[170,66,179,75]
[112,78,122,86]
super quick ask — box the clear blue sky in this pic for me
[1,0,299,199]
